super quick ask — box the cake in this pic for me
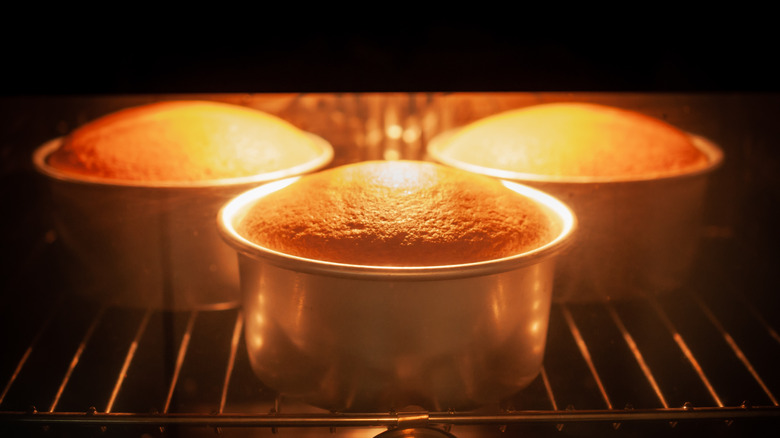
[430,102,710,179]
[47,100,326,182]
[237,160,555,267]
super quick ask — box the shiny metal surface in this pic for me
[32,135,333,310]
[218,176,576,412]
[428,131,724,302]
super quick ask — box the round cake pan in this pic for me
[428,131,723,302]
[218,177,576,412]
[33,135,333,310]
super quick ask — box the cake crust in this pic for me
[436,102,710,179]
[47,100,323,182]
[238,160,554,267]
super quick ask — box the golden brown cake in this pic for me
[432,102,710,179]
[237,160,555,266]
[47,100,325,182]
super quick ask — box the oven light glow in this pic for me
[491,299,501,323]
[365,125,383,145]
[491,281,507,324]
[250,334,263,349]
[402,125,421,143]
[386,124,403,140]
[383,149,401,160]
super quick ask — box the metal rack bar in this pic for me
[561,305,612,409]
[105,308,153,413]
[744,300,780,345]
[3,406,779,428]
[693,293,779,406]
[606,303,669,408]
[48,305,107,413]
[219,310,244,414]
[538,366,565,432]
[649,297,724,407]
[163,310,198,414]
[539,367,557,411]
[0,306,56,406]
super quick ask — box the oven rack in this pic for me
[1,266,779,437]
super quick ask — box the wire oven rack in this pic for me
[2,93,779,437]
[1,238,779,438]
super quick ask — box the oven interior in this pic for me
[1,93,778,437]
